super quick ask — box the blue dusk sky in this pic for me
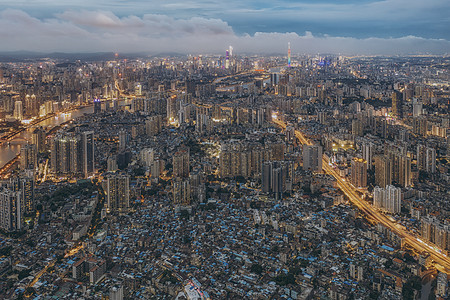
[0,0,449,54]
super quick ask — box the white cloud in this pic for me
[0,9,449,55]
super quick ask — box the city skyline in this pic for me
[0,1,449,299]
[0,0,450,54]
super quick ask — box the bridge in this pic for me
[6,137,28,145]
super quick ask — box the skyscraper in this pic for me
[287,42,291,67]
[261,161,294,200]
[417,144,436,173]
[13,100,23,120]
[82,131,95,177]
[145,115,163,136]
[51,131,94,178]
[352,119,364,136]
[173,178,191,206]
[0,188,22,231]
[51,134,80,175]
[94,99,101,114]
[392,90,403,119]
[285,126,295,143]
[105,173,130,214]
[303,144,322,172]
[10,175,35,215]
[118,129,127,151]
[225,50,230,69]
[20,144,37,170]
[173,148,190,178]
[375,155,392,188]
[361,141,374,169]
[351,158,367,188]
[32,127,47,153]
[166,96,178,123]
[373,185,401,214]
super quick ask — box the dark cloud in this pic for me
[0,9,449,54]
[1,0,449,40]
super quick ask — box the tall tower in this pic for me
[303,144,322,172]
[225,50,230,69]
[105,173,130,214]
[173,148,190,178]
[0,188,22,231]
[20,144,37,170]
[351,158,367,188]
[14,101,23,121]
[287,42,291,67]
[82,131,95,178]
[392,91,403,119]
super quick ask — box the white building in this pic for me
[373,185,402,214]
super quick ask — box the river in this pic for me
[0,106,94,169]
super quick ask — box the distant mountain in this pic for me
[0,51,150,62]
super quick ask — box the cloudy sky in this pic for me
[0,0,449,55]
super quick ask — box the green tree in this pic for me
[250,263,263,275]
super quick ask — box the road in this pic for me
[0,156,18,178]
[272,118,450,274]
[27,260,56,288]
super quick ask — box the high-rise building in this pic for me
[262,161,294,200]
[425,147,436,173]
[32,127,47,153]
[13,100,23,120]
[287,42,291,67]
[118,129,127,151]
[140,148,154,167]
[93,99,101,114]
[270,142,285,161]
[361,141,374,169]
[105,174,130,214]
[185,80,196,96]
[412,99,423,117]
[82,131,95,177]
[413,117,427,136]
[20,144,37,170]
[417,145,436,173]
[51,131,94,178]
[421,216,449,253]
[107,156,118,172]
[0,188,22,231]
[392,90,403,119]
[10,175,34,215]
[173,178,191,206]
[110,285,124,300]
[285,126,295,142]
[219,144,251,179]
[51,133,80,175]
[352,119,364,136]
[270,73,279,87]
[436,272,448,298]
[447,136,450,159]
[303,144,322,172]
[145,115,163,136]
[351,158,367,188]
[398,155,412,187]
[166,96,178,123]
[375,155,392,188]
[196,114,212,134]
[225,50,230,69]
[373,185,401,214]
[173,148,190,178]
